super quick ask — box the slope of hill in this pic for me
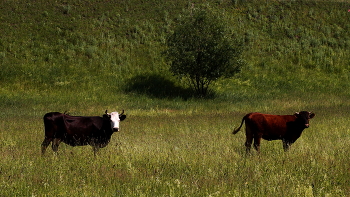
[1,0,349,110]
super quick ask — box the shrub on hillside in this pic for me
[163,5,245,97]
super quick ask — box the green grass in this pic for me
[1,0,350,196]
[1,109,350,196]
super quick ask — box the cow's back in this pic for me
[246,113,297,140]
[62,116,105,133]
[62,115,112,146]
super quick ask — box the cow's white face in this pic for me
[108,112,121,132]
[107,111,126,132]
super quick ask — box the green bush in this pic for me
[164,5,245,97]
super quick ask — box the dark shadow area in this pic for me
[123,74,194,99]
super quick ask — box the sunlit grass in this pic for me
[1,104,349,196]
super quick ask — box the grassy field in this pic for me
[1,0,350,196]
[1,103,350,196]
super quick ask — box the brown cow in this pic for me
[232,111,315,153]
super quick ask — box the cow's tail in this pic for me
[232,114,248,134]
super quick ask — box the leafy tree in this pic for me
[164,5,245,97]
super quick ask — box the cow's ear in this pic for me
[309,112,315,119]
[119,115,126,121]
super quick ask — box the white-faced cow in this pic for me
[41,110,126,155]
[232,111,315,153]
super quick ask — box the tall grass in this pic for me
[1,107,349,196]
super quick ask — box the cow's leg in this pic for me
[244,140,253,153]
[245,126,253,154]
[282,139,291,152]
[41,137,52,155]
[92,146,100,156]
[253,136,261,153]
[52,138,61,153]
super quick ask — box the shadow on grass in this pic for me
[123,74,194,99]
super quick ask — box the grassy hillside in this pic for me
[1,0,350,196]
[1,0,349,102]
[1,0,349,116]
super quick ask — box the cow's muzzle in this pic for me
[113,128,119,132]
[305,124,309,128]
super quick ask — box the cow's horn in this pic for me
[105,109,108,114]
[119,110,124,115]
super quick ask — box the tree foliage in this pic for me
[164,5,245,97]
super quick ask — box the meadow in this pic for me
[1,0,350,196]
[1,96,350,196]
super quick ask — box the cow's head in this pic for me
[294,111,315,128]
[104,110,126,132]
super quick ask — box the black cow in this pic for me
[232,111,315,153]
[41,110,126,155]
